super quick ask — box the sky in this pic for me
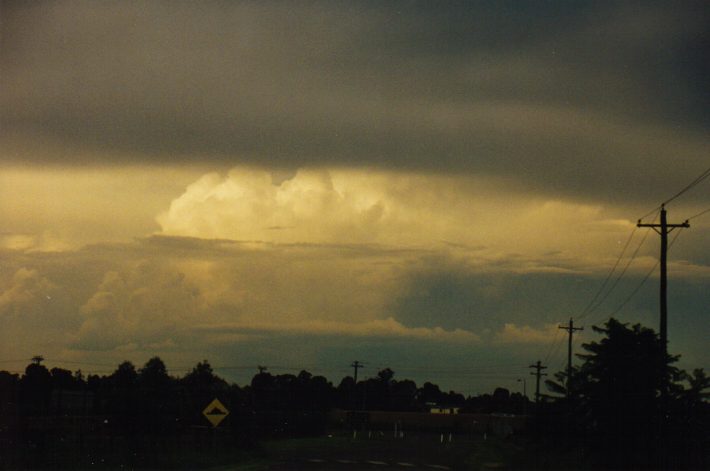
[1,1,709,396]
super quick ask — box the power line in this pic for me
[686,207,710,221]
[583,164,705,326]
[578,222,655,322]
[577,226,638,319]
[662,165,710,207]
[578,226,655,320]
[541,165,706,375]
[601,228,685,323]
[603,261,658,321]
[638,165,710,221]
[385,364,526,373]
[43,359,120,367]
[543,328,566,365]
[546,332,568,367]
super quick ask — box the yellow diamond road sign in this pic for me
[203,398,229,427]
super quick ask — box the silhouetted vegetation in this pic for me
[538,318,709,469]
[0,355,529,468]
[0,319,707,469]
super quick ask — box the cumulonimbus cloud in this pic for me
[157,167,674,276]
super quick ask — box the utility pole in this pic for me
[350,361,363,383]
[638,205,689,418]
[257,365,268,374]
[529,361,547,404]
[637,205,689,356]
[559,318,583,397]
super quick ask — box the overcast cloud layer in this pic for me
[2,1,709,203]
[1,1,709,393]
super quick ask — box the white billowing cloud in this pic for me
[157,167,654,273]
[0,268,79,359]
[158,168,403,245]
[0,268,60,320]
[492,323,561,345]
[74,261,206,351]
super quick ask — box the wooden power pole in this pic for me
[637,205,689,355]
[638,205,689,409]
[559,318,583,397]
[529,360,548,403]
[351,361,363,383]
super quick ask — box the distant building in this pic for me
[429,406,460,415]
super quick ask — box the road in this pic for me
[268,456,454,470]
[249,433,508,470]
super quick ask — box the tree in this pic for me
[391,379,418,411]
[50,367,77,390]
[110,361,138,389]
[0,371,19,416]
[418,381,443,406]
[376,368,394,384]
[20,362,52,415]
[136,357,175,433]
[547,318,692,468]
[182,360,226,394]
[336,376,356,409]
[138,357,170,390]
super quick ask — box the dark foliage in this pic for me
[2,327,705,469]
[543,318,709,469]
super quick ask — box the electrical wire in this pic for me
[686,207,710,221]
[577,226,638,319]
[637,165,710,222]
[662,165,710,207]
[546,332,567,368]
[577,223,654,322]
[542,327,565,366]
[539,164,707,373]
[599,228,685,324]
[602,261,658,322]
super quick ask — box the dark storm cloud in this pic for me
[1,1,709,201]
[390,253,710,368]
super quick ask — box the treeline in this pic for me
[0,356,530,467]
[5,318,705,469]
[0,358,528,426]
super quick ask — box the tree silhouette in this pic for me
[182,360,227,394]
[138,357,171,390]
[135,357,177,436]
[19,362,52,416]
[543,318,707,468]
[110,361,138,389]
[582,320,668,466]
